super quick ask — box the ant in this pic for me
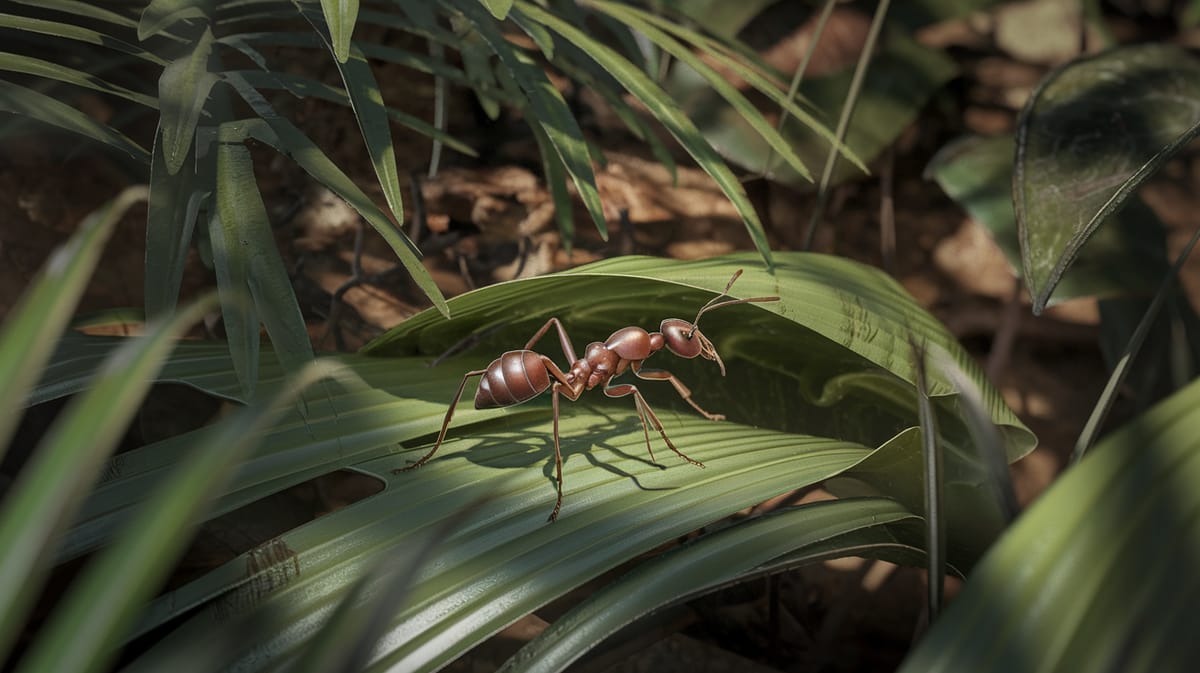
[394,270,780,521]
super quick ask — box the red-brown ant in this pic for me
[395,270,780,521]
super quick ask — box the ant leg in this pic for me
[393,370,486,473]
[604,383,706,468]
[631,362,725,421]
[523,317,578,363]
[548,383,565,522]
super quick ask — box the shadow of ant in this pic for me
[397,401,691,496]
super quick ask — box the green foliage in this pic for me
[16,252,1029,671]
[0,0,857,393]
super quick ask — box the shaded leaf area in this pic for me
[1015,43,1200,312]
[498,497,927,673]
[927,133,1169,303]
[928,133,1200,415]
[898,375,1200,673]
[667,26,956,187]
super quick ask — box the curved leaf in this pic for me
[1015,44,1200,313]
[499,498,921,673]
[0,80,149,163]
[319,0,359,62]
[145,124,206,318]
[0,294,217,663]
[0,13,163,65]
[0,52,157,108]
[926,133,1168,303]
[140,0,210,40]
[158,25,218,175]
[0,187,145,457]
[899,375,1200,673]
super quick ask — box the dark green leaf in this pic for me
[158,25,218,175]
[899,376,1200,673]
[1015,44,1200,313]
[145,124,206,318]
[319,0,359,62]
[0,80,149,163]
[139,0,211,40]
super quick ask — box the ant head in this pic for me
[657,270,780,377]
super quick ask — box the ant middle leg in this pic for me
[630,362,725,421]
[604,383,705,468]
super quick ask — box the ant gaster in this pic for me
[394,270,780,521]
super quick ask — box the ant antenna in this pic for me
[687,270,780,338]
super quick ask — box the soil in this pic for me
[3,2,1199,672]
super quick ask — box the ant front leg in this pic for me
[393,369,487,473]
[604,382,705,469]
[631,362,725,421]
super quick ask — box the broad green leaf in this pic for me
[296,1,408,229]
[0,187,144,458]
[457,0,609,240]
[515,1,774,266]
[1015,44,1200,313]
[0,295,216,664]
[145,124,206,318]
[158,25,218,175]
[0,80,149,163]
[669,27,955,188]
[926,133,1168,303]
[12,360,350,673]
[0,52,157,108]
[319,0,359,62]
[140,0,212,40]
[899,375,1200,673]
[218,78,448,315]
[499,498,921,673]
[215,125,315,383]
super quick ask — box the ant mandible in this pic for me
[394,269,780,521]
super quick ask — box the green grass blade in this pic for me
[140,0,210,40]
[0,52,157,108]
[589,1,812,181]
[498,498,918,673]
[0,294,217,664]
[911,337,945,621]
[220,78,449,315]
[480,0,514,20]
[158,24,218,175]
[295,1,407,229]
[514,1,772,266]
[319,0,359,62]
[0,80,149,163]
[0,12,163,64]
[12,361,352,673]
[0,187,144,457]
[456,0,609,240]
[215,127,314,377]
[145,125,205,318]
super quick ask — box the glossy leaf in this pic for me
[499,498,922,673]
[926,133,1168,303]
[1015,44,1200,313]
[899,376,1200,673]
